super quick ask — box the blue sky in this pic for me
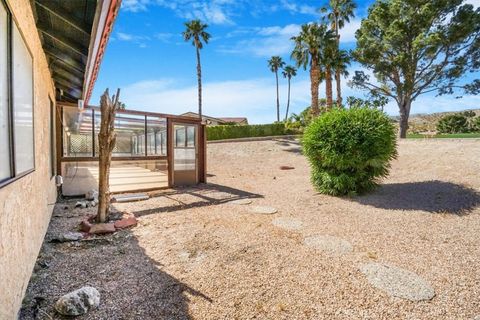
[91,0,480,124]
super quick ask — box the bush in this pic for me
[473,116,480,132]
[207,123,290,141]
[303,108,397,196]
[436,114,470,133]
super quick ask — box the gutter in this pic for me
[83,0,122,105]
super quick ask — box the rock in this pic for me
[90,200,98,207]
[79,220,92,233]
[304,235,353,256]
[279,165,295,170]
[114,216,138,229]
[229,199,252,205]
[360,263,435,301]
[54,286,100,316]
[85,190,99,201]
[89,223,116,234]
[75,201,87,209]
[50,232,84,243]
[249,206,277,214]
[272,217,303,230]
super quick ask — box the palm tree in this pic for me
[282,65,297,121]
[331,49,351,107]
[268,56,285,122]
[183,20,211,120]
[291,23,333,116]
[321,0,356,106]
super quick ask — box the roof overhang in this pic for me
[32,0,121,104]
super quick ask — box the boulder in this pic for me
[89,223,116,234]
[54,286,100,316]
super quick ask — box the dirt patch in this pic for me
[20,139,480,319]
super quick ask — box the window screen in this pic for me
[12,22,34,175]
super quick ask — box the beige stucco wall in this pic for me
[0,0,57,318]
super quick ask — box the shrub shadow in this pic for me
[352,180,480,214]
[274,138,303,155]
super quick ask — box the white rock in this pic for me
[61,232,84,242]
[85,190,99,201]
[272,217,303,230]
[75,201,87,209]
[55,286,100,316]
[229,199,253,205]
[304,235,353,256]
[360,263,435,301]
[249,206,277,214]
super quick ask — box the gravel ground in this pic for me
[21,138,480,319]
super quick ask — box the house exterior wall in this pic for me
[0,0,56,318]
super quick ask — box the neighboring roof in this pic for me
[181,112,248,124]
[218,117,248,123]
[32,0,120,103]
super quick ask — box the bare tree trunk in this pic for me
[196,45,202,120]
[398,97,411,139]
[335,16,342,107]
[97,89,120,223]
[335,72,342,106]
[275,71,280,122]
[325,67,333,109]
[284,77,291,122]
[310,57,320,117]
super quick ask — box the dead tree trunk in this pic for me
[97,89,120,223]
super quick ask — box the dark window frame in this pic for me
[49,97,55,178]
[0,0,35,189]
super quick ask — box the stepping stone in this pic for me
[304,235,353,256]
[272,217,303,230]
[360,263,435,301]
[249,206,277,214]
[229,198,252,205]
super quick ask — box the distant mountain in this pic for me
[391,109,480,133]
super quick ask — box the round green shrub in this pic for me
[436,114,470,133]
[302,108,397,196]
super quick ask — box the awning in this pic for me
[31,0,121,104]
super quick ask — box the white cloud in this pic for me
[464,0,480,8]
[122,0,150,12]
[339,18,362,43]
[153,0,237,25]
[116,32,150,47]
[217,24,301,57]
[280,0,318,15]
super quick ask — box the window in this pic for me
[12,21,34,175]
[0,1,35,187]
[50,98,56,177]
[0,1,10,181]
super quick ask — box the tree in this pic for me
[268,56,286,122]
[291,23,333,116]
[282,65,297,121]
[97,89,121,223]
[321,0,356,106]
[331,49,351,106]
[351,0,480,138]
[183,20,211,120]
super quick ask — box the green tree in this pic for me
[351,0,480,138]
[268,56,286,122]
[291,23,333,116]
[321,0,357,106]
[183,20,211,120]
[282,65,297,121]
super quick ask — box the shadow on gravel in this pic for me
[275,138,303,155]
[134,183,263,217]
[353,180,480,214]
[20,204,212,320]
